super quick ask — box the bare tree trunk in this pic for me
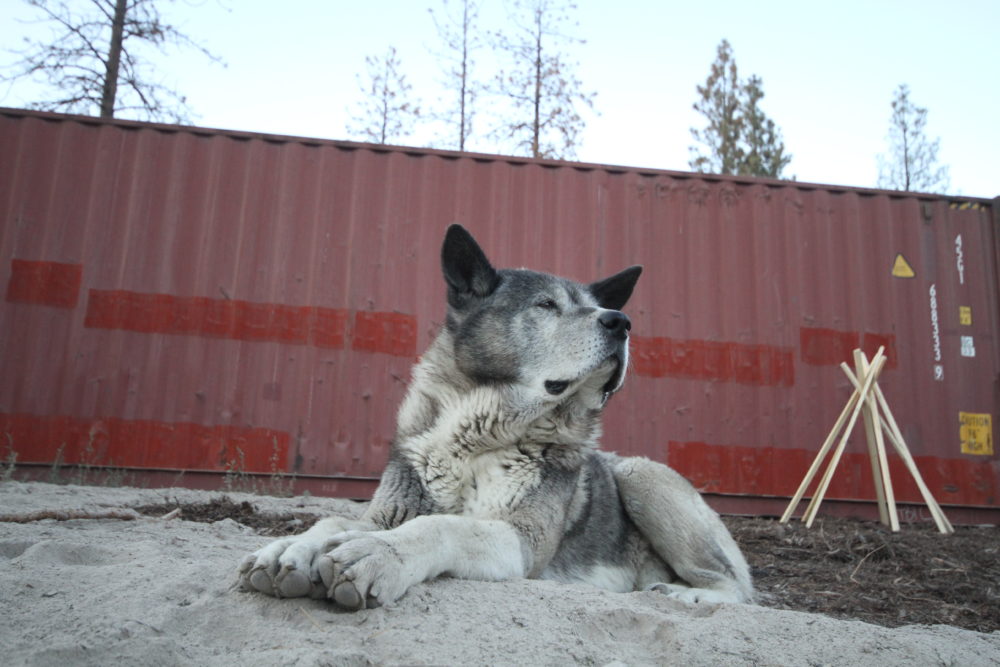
[903,126,912,191]
[458,0,469,151]
[531,11,542,158]
[100,0,128,119]
[379,57,390,144]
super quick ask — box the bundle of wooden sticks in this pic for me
[781,347,954,534]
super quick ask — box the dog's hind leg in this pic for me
[610,455,754,604]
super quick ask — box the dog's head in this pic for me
[441,224,642,407]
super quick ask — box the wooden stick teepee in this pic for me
[780,347,954,534]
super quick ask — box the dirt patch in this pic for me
[134,497,319,536]
[134,499,1000,633]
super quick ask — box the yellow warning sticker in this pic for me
[892,254,915,278]
[959,306,972,326]
[960,412,993,456]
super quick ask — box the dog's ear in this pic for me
[441,224,500,303]
[589,265,642,311]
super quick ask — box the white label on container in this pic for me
[955,235,965,285]
[929,284,943,380]
[961,336,975,358]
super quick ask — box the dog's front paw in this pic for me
[316,531,412,611]
[238,534,328,599]
[238,518,369,599]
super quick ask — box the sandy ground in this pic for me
[1,481,998,666]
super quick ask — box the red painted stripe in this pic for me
[353,310,417,357]
[83,289,415,356]
[5,259,82,308]
[631,335,794,386]
[666,440,994,508]
[800,327,897,369]
[0,412,289,474]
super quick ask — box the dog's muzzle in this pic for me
[544,310,632,398]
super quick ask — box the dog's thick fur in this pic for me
[238,225,753,608]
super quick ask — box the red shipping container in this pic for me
[1,108,996,522]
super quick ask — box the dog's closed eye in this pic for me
[535,299,558,311]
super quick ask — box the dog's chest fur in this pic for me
[405,437,552,516]
[457,448,543,515]
[393,336,597,518]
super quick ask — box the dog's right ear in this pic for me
[441,224,500,305]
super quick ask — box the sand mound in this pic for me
[1,482,996,666]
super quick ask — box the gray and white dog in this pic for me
[238,224,753,608]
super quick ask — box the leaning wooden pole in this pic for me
[852,350,898,531]
[779,389,863,524]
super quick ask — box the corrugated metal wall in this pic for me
[2,109,997,520]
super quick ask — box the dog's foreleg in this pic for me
[316,515,528,610]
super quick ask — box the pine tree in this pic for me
[689,40,743,175]
[877,84,949,193]
[739,75,792,178]
[689,40,791,178]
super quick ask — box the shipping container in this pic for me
[1,108,997,523]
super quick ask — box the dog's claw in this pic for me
[317,554,338,590]
[318,554,362,609]
[237,554,254,575]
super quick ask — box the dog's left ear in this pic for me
[589,266,643,311]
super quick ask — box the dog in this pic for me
[237,224,753,609]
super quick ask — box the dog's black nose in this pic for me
[598,310,631,337]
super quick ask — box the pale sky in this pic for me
[2,0,997,198]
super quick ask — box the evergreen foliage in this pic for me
[689,40,791,178]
